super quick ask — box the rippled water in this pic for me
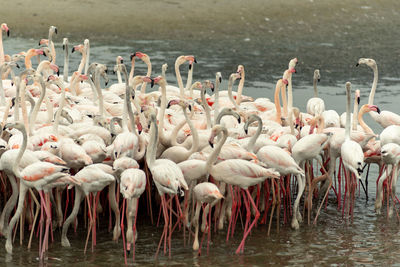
[1,4,400,265]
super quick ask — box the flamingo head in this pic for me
[116,56,123,64]
[355,89,360,105]
[1,23,9,37]
[142,76,154,87]
[49,63,59,76]
[202,80,214,92]
[289,58,298,68]
[34,49,44,56]
[79,74,89,82]
[38,39,48,46]
[314,69,320,82]
[152,76,164,88]
[356,58,376,68]
[133,52,148,61]
[367,104,380,114]
[216,72,222,84]
[236,65,244,76]
[71,44,84,53]
[289,67,296,74]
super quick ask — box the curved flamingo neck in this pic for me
[345,85,351,140]
[358,106,374,135]
[146,117,158,169]
[287,73,294,135]
[274,79,283,124]
[175,59,185,99]
[185,64,193,91]
[183,106,199,155]
[77,49,87,75]
[53,80,66,137]
[213,75,221,126]
[368,65,378,105]
[128,57,135,85]
[140,58,152,94]
[170,107,194,147]
[206,127,228,173]
[25,50,37,69]
[200,88,211,129]
[352,94,359,131]
[236,72,245,105]
[227,74,240,110]
[29,76,46,135]
[281,83,288,117]
[63,39,69,83]
[247,116,262,153]
[157,80,170,147]
[12,124,28,178]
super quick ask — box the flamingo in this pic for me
[119,168,146,262]
[2,122,71,258]
[207,124,279,253]
[146,111,188,258]
[306,69,325,116]
[356,58,400,128]
[340,82,364,218]
[375,143,400,216]
[192,182,223,253]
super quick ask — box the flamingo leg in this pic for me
[236,188,260,254]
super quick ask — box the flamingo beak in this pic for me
[7,29,9,37]
[376,107,381,114]
[209,141,214,148]
[357,97,360,105]
[15,63,20,69]
[244,128,248,135]
[219,77,222,83]
[356,63,359,67]
[71,47,75,53]
[55,28,58,34]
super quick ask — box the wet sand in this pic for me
[1,0,400,42]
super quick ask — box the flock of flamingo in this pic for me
[0,23,399,263]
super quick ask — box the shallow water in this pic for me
[1,8,400,265]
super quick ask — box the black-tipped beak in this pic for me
[376,107,381,114]
[11,97,16,107]
[16,63,20,69]
[140,107,144,113]
[71,47,75,53]
[130,53,136,61]
[105,81,108,86]
[188,104,192,111]
[150,79,154,88]
[237,117,241,124]
[120,59,124,64]
[189,64,192,70]
[219,77,222,83]
[63,44,65,51]
[356,63,359,67]
[209,141,214,148]
[55,28,58,34]
[57,70,60,76]
[167,101,172,109]
[194,58,197,64]
[138,129,142,135]
[317,79,320,82]
[6,30,9,37]
[244,129,248,135]
[111,133,115,138]
[38,40,41,46]
[357,97,360,105]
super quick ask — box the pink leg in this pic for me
[155,194,169,259]
[236,188,260,254]
[120,199,127,265]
